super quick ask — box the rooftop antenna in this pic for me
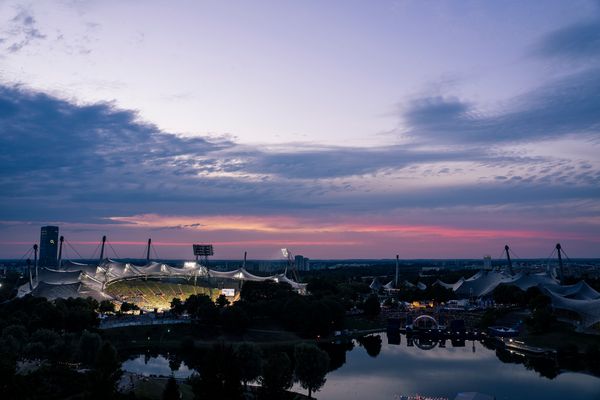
[395,254,399,288]
[57,236,64,269]
[504,245,513,275]
[556,243,564,284]
[146,238,152,263]
[99,235,106,262]
[33,244,38,284]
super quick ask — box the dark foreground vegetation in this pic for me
[0,276,379,399]
[1,264,600,399]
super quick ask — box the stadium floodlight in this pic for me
[193,244,214,256]
[281,248,289,258]
[193,244,214,267]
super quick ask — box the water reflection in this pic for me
[121,333,600,400]
[357,335,382,357]
[315,333,600,400]
[122,353,195,379]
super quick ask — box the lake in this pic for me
[122,333,600,399]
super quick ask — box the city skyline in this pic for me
[1,1,600,259]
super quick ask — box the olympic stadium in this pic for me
[17,258,307,311]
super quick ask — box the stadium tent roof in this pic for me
[273,273,308,291]
[383,280,396,290]
[509,272,558,291]
[433,277,465,291]
[454,270,515,298]
[369,278,382,291]
[36,268,82,285]
[18,259,306,300]
[30,281,109,302]
[545,280,600,300]
[209,267,266,281]
[62,263,99,276]
[439,270,563,298]
[547,291,600,328]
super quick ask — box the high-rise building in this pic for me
[294,255,310,272]
[40,226,59,268]
[483,255,492,270]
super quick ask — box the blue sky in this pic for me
[0,0,599,259]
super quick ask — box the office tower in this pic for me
[39,226,59,268]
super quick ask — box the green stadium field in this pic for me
[105,278,222,311]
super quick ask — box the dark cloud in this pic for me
[402,7,600,146]
[0,85,597,225]
[402,68,600,144]
[534,8,600,61]
[225,145,475,179]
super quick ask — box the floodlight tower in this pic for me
[281,248,300,282]
[193,244,214,268]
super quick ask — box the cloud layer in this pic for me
[1,3,600,258]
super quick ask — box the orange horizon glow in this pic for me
[106,213,593,241]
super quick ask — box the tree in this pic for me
[241,281,294,303]
[493,284,525,305]
[120,301,139,313]
[363,294,380,318]
[221,306,250,334]
[215,294,230,308]
[98,300,115,314]
[170,298,185,316]
[526,307,555,334]
[260,352,293,398]
[294,344,330,398]
[78,330,102,365]
[236,343,262,389]
[163,375,181,400]
[90,342,122,399]
[191,343,242,399]
[184,294,218,323]
[357,334,382,358]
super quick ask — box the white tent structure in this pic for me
[432,267,600,329]
[546,291,600,328]
[434,270,563,299]
[18,258,307,300]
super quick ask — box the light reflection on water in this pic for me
[311,333,600,400]
[122,354,195,379]
[121,333,600,400]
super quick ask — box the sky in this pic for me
[0,0,599,260]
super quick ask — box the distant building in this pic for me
[295,255,310,272]
[483,255,492,270]
[39,226,59,268]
